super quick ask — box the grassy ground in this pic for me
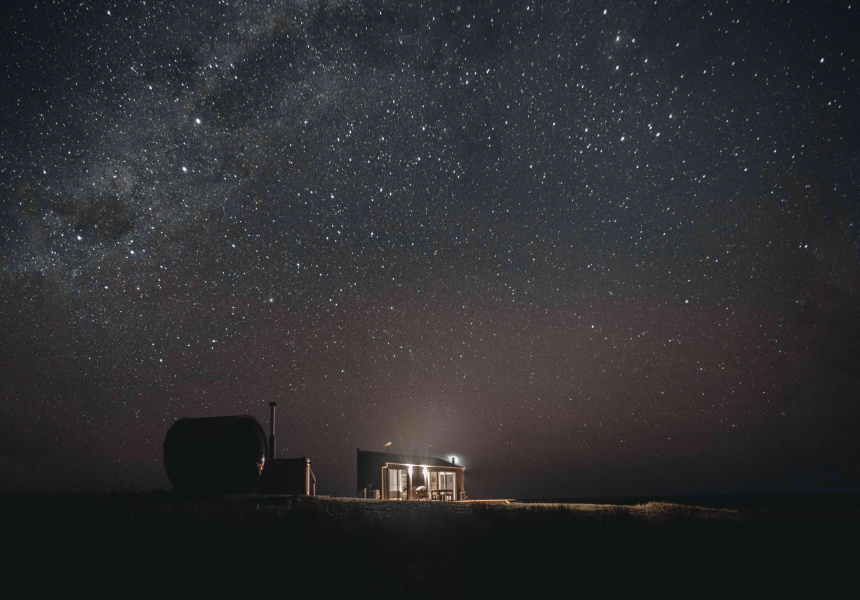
[3,493,858,596]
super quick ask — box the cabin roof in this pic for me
[358,449,464,469]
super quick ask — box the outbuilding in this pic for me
[257,457,316,495]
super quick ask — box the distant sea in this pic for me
[514,492,860,510]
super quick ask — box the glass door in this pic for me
[387,468,408,500]
[430,471,455,500]
[438,471,454,500]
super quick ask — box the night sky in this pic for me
[2,0,859,499]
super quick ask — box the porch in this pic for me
[356,449,466,501]
[384,463,464,501]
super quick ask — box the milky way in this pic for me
[2,1,859,497]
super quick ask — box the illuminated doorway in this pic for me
[387,467,408,500]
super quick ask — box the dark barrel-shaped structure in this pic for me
[163,415,267,493]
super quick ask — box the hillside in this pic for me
[3,493,858,596]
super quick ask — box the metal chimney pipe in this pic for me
[268,402,277,460]
[451,457,456,466]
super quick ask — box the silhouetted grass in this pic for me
[2,493,858,596]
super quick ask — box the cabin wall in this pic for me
[455,470,465,500]
[356,450,384,498]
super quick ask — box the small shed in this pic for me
[257,457,316,495]
[357,448,465,501]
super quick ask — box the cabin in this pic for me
[356,448,466,500]
[257,457,316,495]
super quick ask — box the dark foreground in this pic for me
[3,493,858,596]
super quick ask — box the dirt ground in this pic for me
[3,493,858,596]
